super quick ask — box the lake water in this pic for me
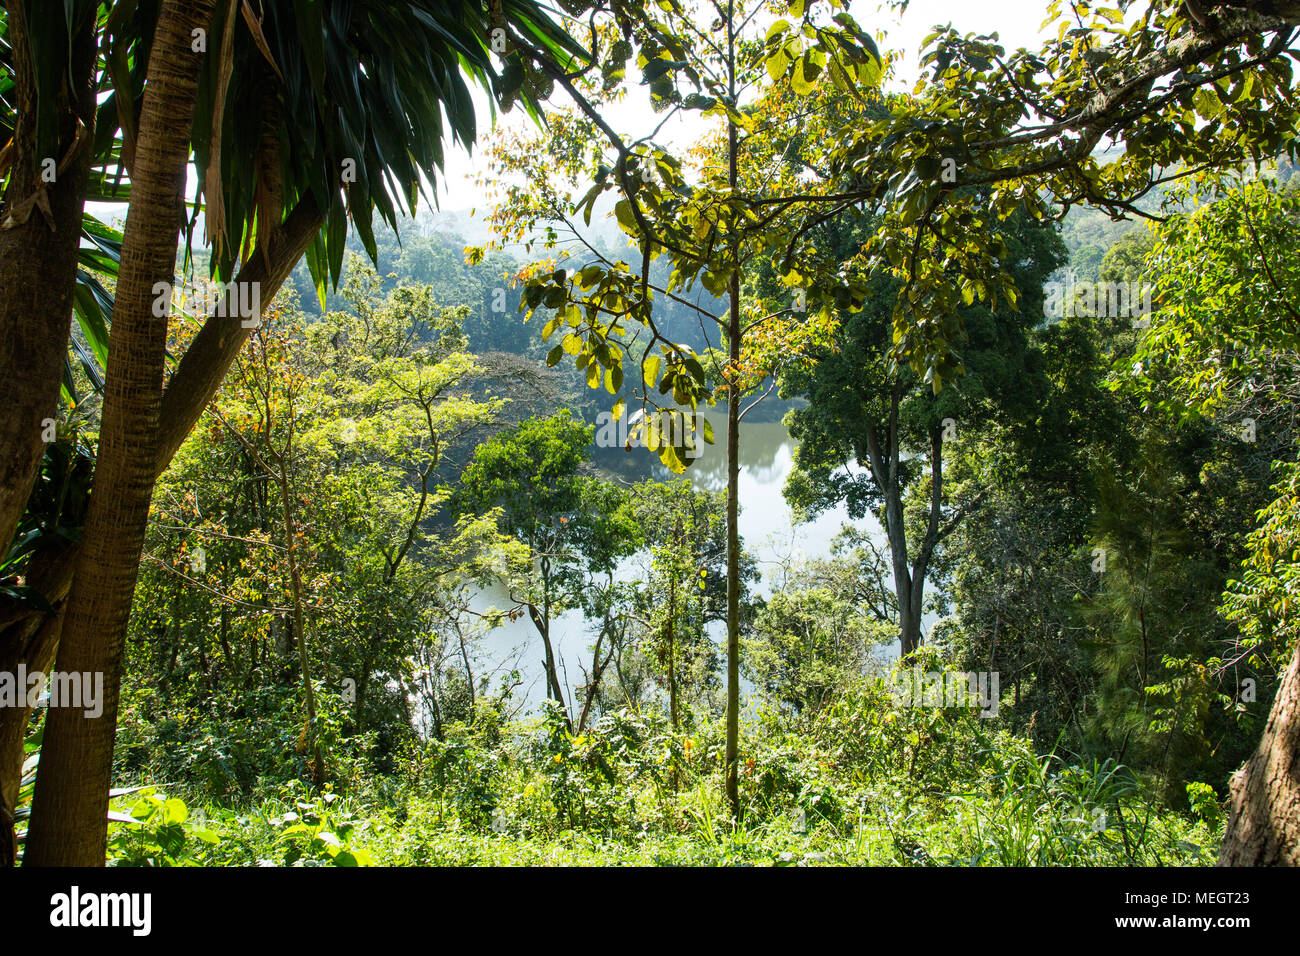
[465,409,905,714]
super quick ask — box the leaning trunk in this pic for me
[0,182,321,864]
[25,0,217,867]
[1218,641,1300,866]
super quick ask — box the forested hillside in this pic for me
[3,0,1300,901]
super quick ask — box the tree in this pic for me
[0,1,99,561]
[114,277,508,799]
[627,480,754,734]
[1125,179,1300,862]
[494,0,1300,814]
[484,0,883,819]
[753,0,1300,855]
[744,584,885,717]
[455,412,641,729]
[1219,465,1300,864]
[940,299,1134,749]
[10,0,580,867]
[26,0,223,868]
[780,1,1300,387]
[780,204,1064,655]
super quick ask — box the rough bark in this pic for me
[0,195,321,865]
[1219,642,1300,866]
[0,2,97,867]
[25,0,218,867]
[0,3,96,558]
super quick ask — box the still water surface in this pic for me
[466,410,901,713]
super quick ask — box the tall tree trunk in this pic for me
[901,427,946,657]
[0,8,97,863]
[354,662,371,733]
[276,465,324,788]
[0,2,96,555]
[529,556,571,728]
[576,607,616,733]
[668,518,681,736]
[0,195,321,864]
[25,0,217,867]
[458,623,476,708]
[667,524,679,791]
[1219,642,1300,866]
[864,394,920,657]
[899,582,922,656]
[529,609,571,729]
[723,24,742,817]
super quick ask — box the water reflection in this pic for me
[469,409,905,713]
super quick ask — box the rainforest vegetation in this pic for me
[2,0,1300,869]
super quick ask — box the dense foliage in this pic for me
[8,0,1300,868]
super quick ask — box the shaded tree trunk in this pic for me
[666,523,680,791]
[0,5,97,864]
[354,662,371,733]
[226,328,325,784]
[863,390,923,656]
[458,624,476,708]
[864,412,969,658]
[0,2,96,556]
[25,0,218,867]
[0,540,77,866]
[276,465,324,789]
[576,606,617,734]
[527,556,571,730]
[668,520,681,735]
[724,326,741,816]
[1219,642,1300,866]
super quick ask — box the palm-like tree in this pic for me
[1,0,580,866]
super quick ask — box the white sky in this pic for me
[431,0,1059,212]
[95,1,1064,235]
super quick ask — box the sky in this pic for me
[94,1,1067,237]
[430,0,1060,213]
